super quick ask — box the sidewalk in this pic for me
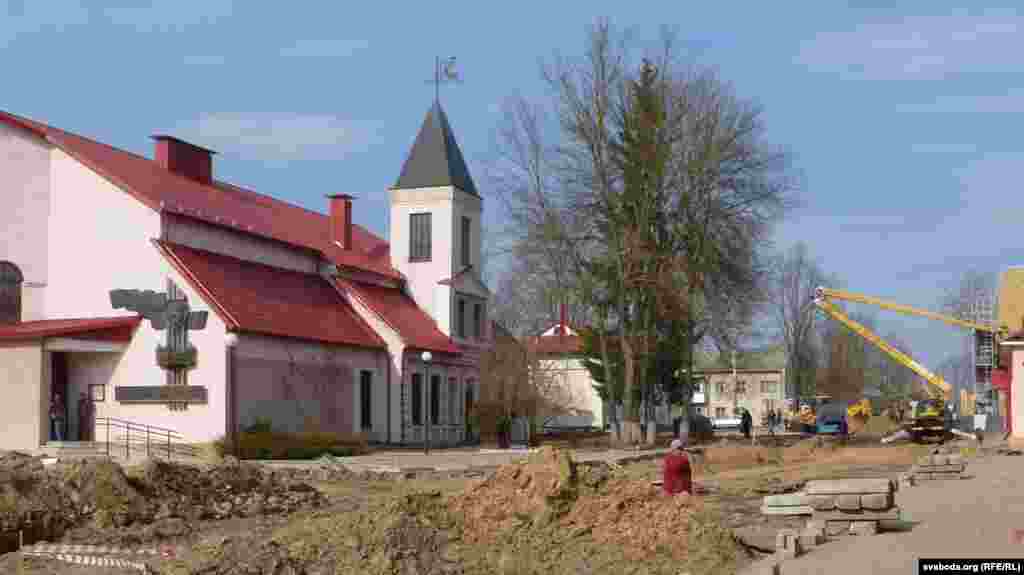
[254,447,670,473]
[760,446,1024,574]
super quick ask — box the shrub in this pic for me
[245,417,274,433]
[212,429,370,460]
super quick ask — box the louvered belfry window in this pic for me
[410,213,432,261]
[0,261,24,325]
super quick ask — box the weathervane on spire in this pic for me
[428,56,461,103]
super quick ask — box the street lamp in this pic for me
[421,351,432,455]
[225,332,238,457]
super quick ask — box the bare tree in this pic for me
[770,242,827,399]
[476,325,575,441]
[940,269,997,323]
[484,21,797,445]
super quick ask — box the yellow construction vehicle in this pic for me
[812,287,1004,443]
[847,398,872,420]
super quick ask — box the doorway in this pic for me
[50,352,68,441]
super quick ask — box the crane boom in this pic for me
[812,298,952,401]
[815,287,1001,333]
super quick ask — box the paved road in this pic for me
[773,447,1024,574]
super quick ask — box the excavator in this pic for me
[811,287,1005,444]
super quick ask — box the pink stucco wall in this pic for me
[232,333,383,438]
[36,149,229,443]
[86,257,229,443]
[340,285,406,443]
[1010,349,1024,443]
[0,123,52,320]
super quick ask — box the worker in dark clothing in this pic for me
[662,439,692,496]
[740,409,753,439]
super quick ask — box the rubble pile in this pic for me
[0,451,325,546]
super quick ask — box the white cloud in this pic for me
[897,91,1024,114]
[280,39,369,58]
[910,143,979,154]
[100,2,236,33]
[177,113,371,161]
[797,10,1024,81]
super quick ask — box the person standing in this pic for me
[77,391,94,441]
[662,439,692,496]
[50,392,65,442]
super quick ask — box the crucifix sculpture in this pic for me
[110,288,208,410]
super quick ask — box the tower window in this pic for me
[473,303,482,338]
[410,213,432,262]
[461,216,471,266]
[457,299,466,338]
[0,261,23,325]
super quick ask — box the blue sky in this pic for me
[4,1,1022,371]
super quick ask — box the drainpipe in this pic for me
[385,348,392,444]
[225,332,238,456]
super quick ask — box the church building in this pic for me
[0,101,491,450]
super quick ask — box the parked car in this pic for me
[815,402,848,436]
[711,417,742,430]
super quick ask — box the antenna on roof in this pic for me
[426,56,461,104]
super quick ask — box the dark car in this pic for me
[815,402,848,435]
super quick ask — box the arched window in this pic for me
[0,261,24,324]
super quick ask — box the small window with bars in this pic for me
[409,213,432,262]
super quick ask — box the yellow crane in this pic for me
[812,287,1001,442]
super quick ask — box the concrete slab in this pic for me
[805,478,893,495]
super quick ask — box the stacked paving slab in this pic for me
[908,452,968,481]
[804,478,899,537]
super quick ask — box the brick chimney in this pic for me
[327,194,354,250]
[152,135,216,184]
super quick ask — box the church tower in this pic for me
[390,102,489,341]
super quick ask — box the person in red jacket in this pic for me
[662,439,692,496]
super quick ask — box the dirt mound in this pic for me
[450,446,698,563]
[564,476,694,561]
[450,446,579,544]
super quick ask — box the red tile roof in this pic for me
[338,278,460,355]
[526,335,584,355]
[0,317,140,342]
[0,110,402,281]
[156,241,385,349]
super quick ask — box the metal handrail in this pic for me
[94,416,190,461]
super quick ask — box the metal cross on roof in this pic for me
[427,56,461,104]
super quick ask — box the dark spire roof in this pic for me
[393,101,479,196]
